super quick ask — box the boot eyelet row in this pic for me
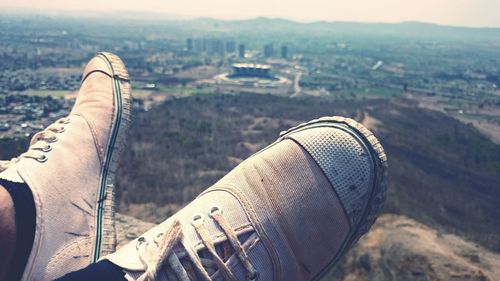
[35,119,69,163]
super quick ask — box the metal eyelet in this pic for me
[59,118,71,124]
[192,214,205,226]
[136,236,147,249]
[209,205,223,217]
[37,155,48,163]
[42,145,52,152]
[47,136,58,143]
[58,127,66,133]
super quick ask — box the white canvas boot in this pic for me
[104,117,387,281]
[0,52,132,281]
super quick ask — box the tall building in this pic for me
[264,44,274,58]
[207,39,224,56]
[225,41,236,53]
[202,39,208,53]
[281,45,288,59]
[193,39,204,53]
[186,38,193,51]
[238,44,246,58]
[214,39,224,56]
[193,39,209,53]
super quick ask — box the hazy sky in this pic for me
[2,0,500,27]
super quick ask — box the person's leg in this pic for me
[0,185,16,281]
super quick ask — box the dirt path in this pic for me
[292,72,302,97]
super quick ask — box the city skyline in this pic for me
[1,0,500,28]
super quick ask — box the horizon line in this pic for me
[2,6,500,29]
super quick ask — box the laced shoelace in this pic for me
[0,117,70,172]
[136,206,258,281]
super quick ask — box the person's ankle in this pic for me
[0,185,17,281]
[0,179,36,281]
[55,260,127,281]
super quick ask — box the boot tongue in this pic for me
[104,219,173,271]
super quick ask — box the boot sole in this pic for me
[92,52,132,261]
[278,116,388,280]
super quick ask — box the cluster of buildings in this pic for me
[186,38,289,59]
[186,38,230,56]
[0,69,80,94]
[264,44,288,59]
[0,94,72,138]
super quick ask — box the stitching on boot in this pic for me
[73,114,104,166]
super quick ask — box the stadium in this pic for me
[214,63,290,89]
[230,63,273,79]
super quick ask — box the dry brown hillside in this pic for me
[113,94,500,253]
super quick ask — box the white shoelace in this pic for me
[0,117,70,172]
[136,207,257,281]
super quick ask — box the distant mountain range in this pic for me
[2,9,500,41]
[181,17,500,40]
